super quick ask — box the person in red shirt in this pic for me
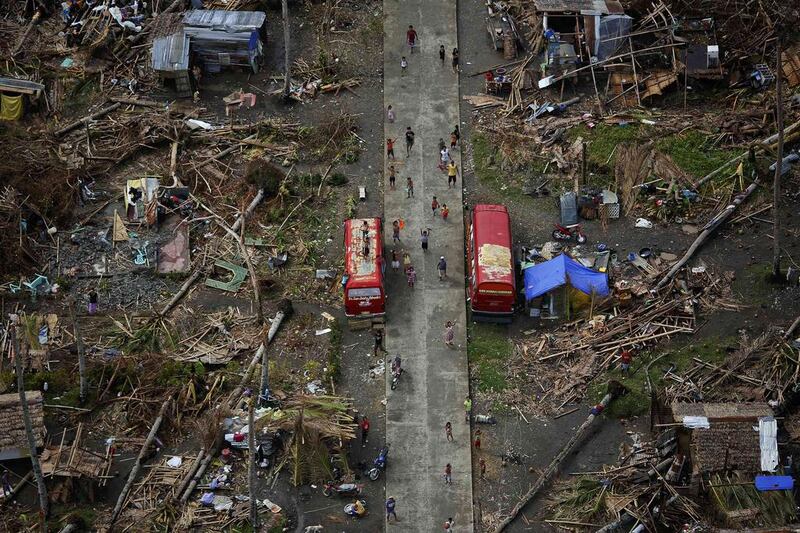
[386,138,396,160]
[406,25,418,53]
[360,415,370,446]
[431,196,439,217]
[619,349,633,374]
[441,203,449,221]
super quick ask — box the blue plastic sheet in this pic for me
[523,254,609,301]
[754,475,794,491]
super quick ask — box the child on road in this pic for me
[386,138,396,160]
[431,196,439,217]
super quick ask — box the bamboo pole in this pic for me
[180,451,215,504]
[172,448,204,502]
[158,269,203,318]
[109,399,171,528]
[493,390,617,532]
[12,328,49,525]
[772,35,783,278]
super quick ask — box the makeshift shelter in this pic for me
[523,253,608,319]
[183,10,266,74]
[0,391,45,460]
[151,31,192,97]
[0,77,44,121]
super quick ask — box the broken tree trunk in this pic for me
[158,269,203,318]
[109,97,165,109]
[11,328,49,522]
[259,343,270,406]
[192,134,257,171]
[282,0,291,99]
[655,180,759,290]
[248,400,258,530]
[109,399,171,528]
[228,301,292,409]
[231,189,265,234]
[172,448,204,503]
[54,102,122,137]
[68,301,87,404]
[180,448,216,504]
[493,391,616,533]
[784,314,800,341]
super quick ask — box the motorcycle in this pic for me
[323,481,363,497]
[344,498,367,518]
[390,356,403,390]
[367,445,389,480]
[552,223,587,244]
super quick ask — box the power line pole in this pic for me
[773,34,783,279]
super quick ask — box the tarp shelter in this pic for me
[523,254,609,301]
[0,77,44,121]
[183,10,266,74]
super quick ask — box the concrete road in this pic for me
[383,0,473,531]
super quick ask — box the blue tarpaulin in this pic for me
[523,254,609,301]
[754,475,794,491]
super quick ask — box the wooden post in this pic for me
[109,399,171,528]
[773,35,783,278]
[248,400,258,530]
[259,345,270,406]
[216,220,263,325]
[581,141,587,187]
[68,301,87,404]
[629,38,641,105]
[282,0,291,99]
[11,328,49,523]
[54,102,122,137]
[493,391,616,532]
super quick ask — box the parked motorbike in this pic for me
[390,356,403,390]
[552,223,587,244]
[367,445,389,480]
[323,481,363,497]
[344,498,367,518]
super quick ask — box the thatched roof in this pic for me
[0,391,45,452]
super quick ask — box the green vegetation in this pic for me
[156,361,205,387]
[656,130,736,178]
[468,323,513,392]
[587,337,735,418]
[568,122,642,170]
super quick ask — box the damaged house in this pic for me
[0,391,45,461]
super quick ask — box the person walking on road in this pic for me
[464,396,473,422]
[391,249,400,271]
[451,48,460,73]
[444,518,454,531]
[406,176,414,198]
[406,25,418,53]
[439,44,446,64]
[479,457,487,479]
[441,203,449,221]
[402,250,412,272]
[431,196,439,217]
[447,160,458,188]
[386,497,398,521]
[438,256,447,280]
[360,416,370,446]
[445,421,453,442]
[444,463,452,485]
[440,147,451,172]
[405,126,415,156]
[400,55,408,76]
[444,321,455,346]
[387,137,396,160]
[452,125,460,146]
[420,229,430,252]
[388,164,396,190]
[387,104,395,123]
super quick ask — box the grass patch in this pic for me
[587,337,735,418]
[325,318,342,382]
[468,323,513,392]
[656,130,737,178]
[472,133,542,202]
[567,122,642,170]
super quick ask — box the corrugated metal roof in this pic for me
[183,10,266,31]
[151,31,190,72]
[0,77,45,95]
[533,0,614,14]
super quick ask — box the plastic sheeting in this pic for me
[0,94,23,121]
[523,254,609,301]
[596,15,633,61]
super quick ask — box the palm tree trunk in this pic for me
[773,35,783,278]
[282,0,291,99]
[11,326,49,527]
[68,301,87,404]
